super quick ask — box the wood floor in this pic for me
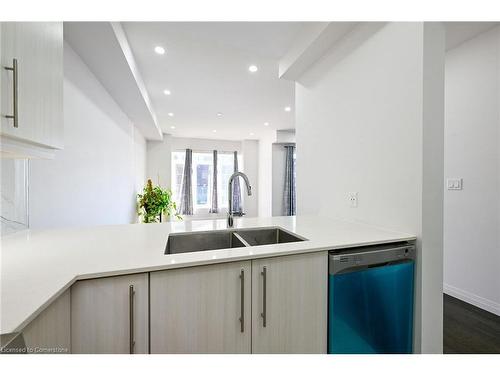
[443,294,500,354]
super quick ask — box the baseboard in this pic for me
[444,284,500,316]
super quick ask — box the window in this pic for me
[217,152,235,209]
[172,152,185,204]
[192,152,212,210]
[196,165,209,205]
[171,150,243,215]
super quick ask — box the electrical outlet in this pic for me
[348,192,358,208]
[446,178,463,190]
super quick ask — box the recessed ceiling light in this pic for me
[217,112,223,117]
[284,106,291,112]
[154,46,166,55]
[250,132,254,136]
[248,65,258,73]
[163,89,171,95]
[168,112,174,117]
[170,126,176,129]
[264,122,269,126]
[212,129,217,133]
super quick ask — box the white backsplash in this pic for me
[1,158,30,236]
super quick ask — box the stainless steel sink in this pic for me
[165,230,247,255]
[234,227,306,246]
[165,227,306,255]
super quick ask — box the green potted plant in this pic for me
[137,179,182,223]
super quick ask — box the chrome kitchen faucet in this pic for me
[227,172,252,228]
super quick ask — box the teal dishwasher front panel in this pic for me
[328,261,414,354]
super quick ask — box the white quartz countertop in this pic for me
[0,215,415,334]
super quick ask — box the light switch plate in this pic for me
[348,192,358,208]
[446,178,463,190]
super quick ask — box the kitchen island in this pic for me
[1,215,416,353]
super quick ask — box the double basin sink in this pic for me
[165,227,307,255]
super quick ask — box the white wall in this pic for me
[257,131,275,217]
[295,23,445,353]
[28,43,146,229]
[170,137,242,154]
[444,26,500,315]
[242,139,259,217]
[276,129,296,143]
[147,134,172,187]
[134,127,146,193]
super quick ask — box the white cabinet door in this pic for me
[1,22,63,149]
[71,273,149,354]
[150,261,251,353]
[251,252,328,353]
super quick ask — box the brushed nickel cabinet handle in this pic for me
[129,285,135,354]
[239,269,244,333]
[261,266,267,327]
[4,58,18,128]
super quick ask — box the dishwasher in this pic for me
[328,242,415,354]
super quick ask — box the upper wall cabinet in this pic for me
[1,22,63,156]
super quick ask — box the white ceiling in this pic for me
[445,22,499,50]
[122,22,306,140]
[70,22,499,142]
[64,22,163,140]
